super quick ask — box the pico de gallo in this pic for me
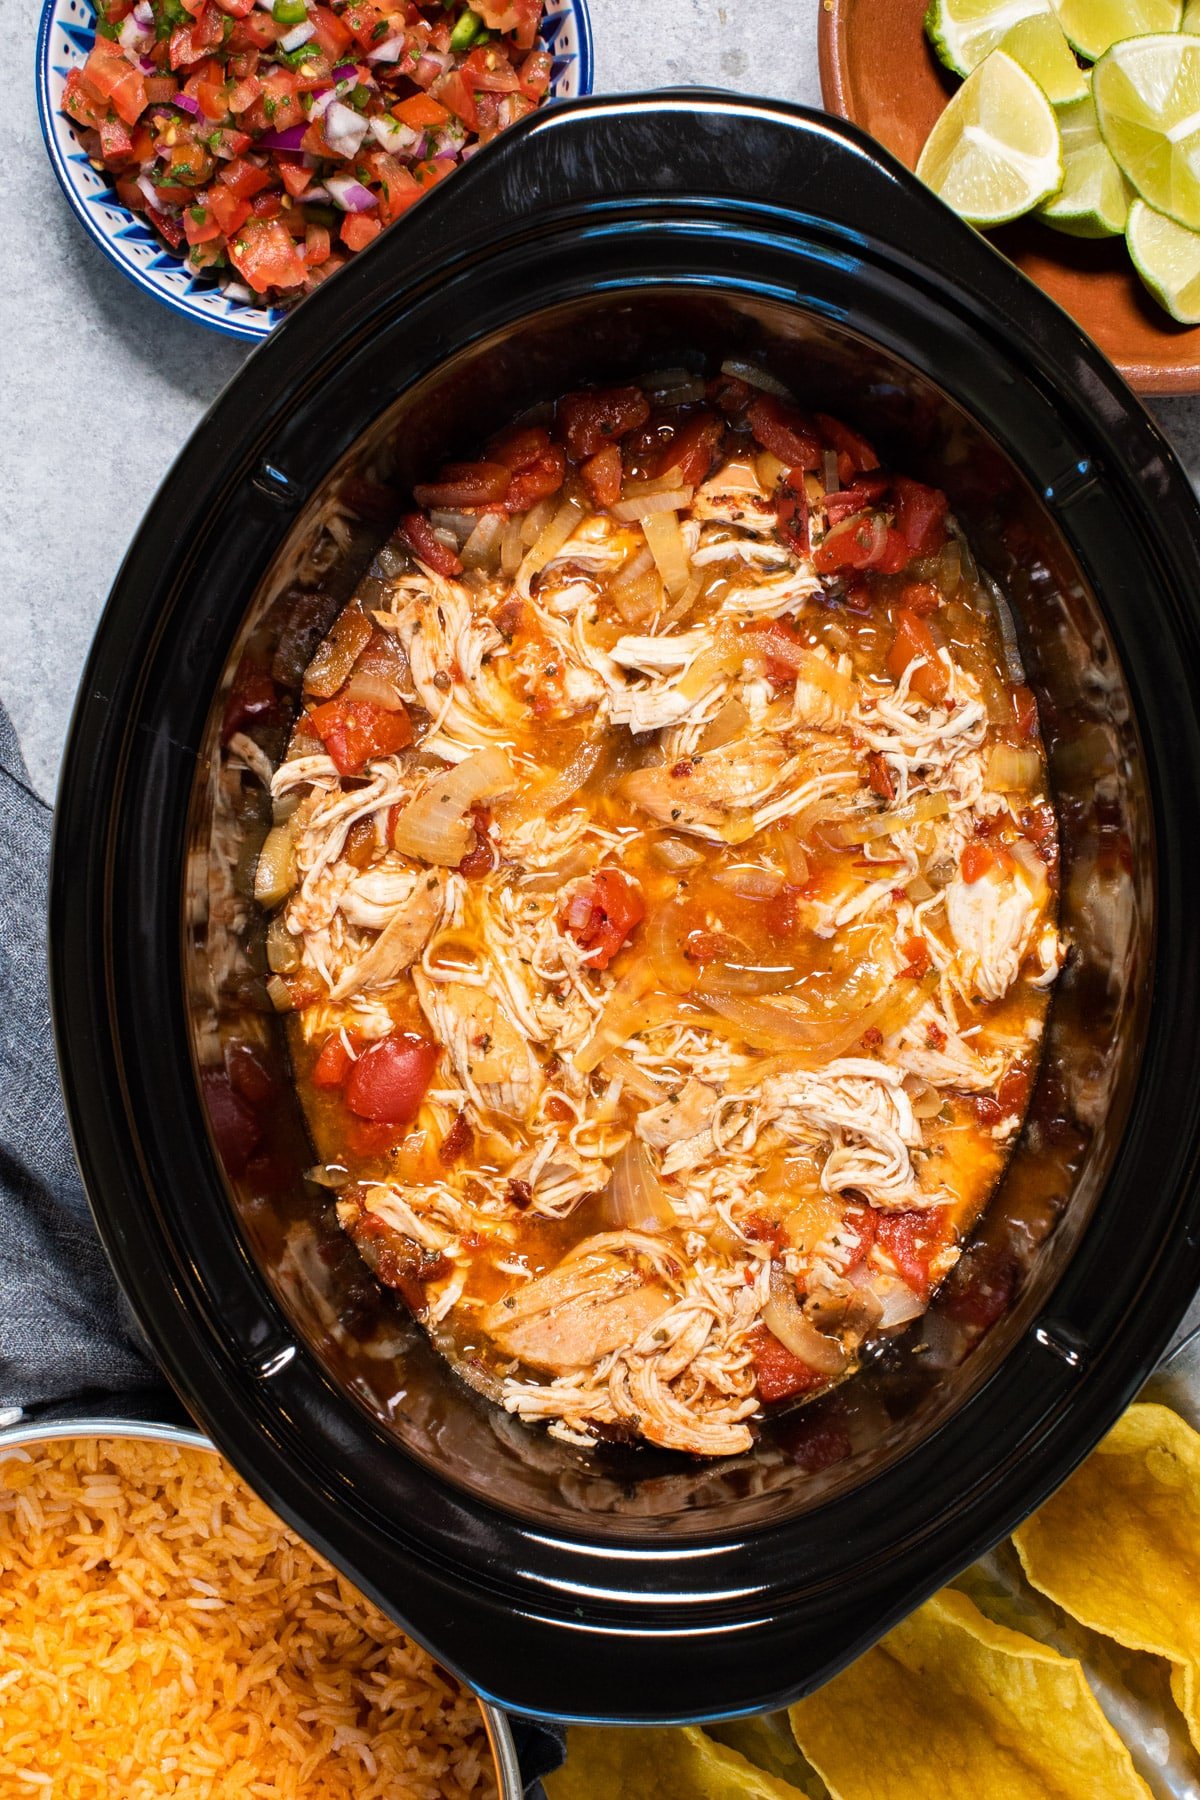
[62,0,552,302]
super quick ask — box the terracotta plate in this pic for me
[818,0,1200,394]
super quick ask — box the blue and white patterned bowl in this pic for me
[36,0,593,340]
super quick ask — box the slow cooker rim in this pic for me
[49,93,1200,1719]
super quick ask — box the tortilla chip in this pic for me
[1012,1401,1200,1753]
[544,1724,811,1799]
[707,1716,826,1796]
[788,1587,1150,1799]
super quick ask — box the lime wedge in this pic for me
[999,13,1088,102]
[1054,0,1183,63]
[1093,33,1200,229]
[1040,91,1134,232]
[926,0,1056,78]
[916,50,1064,225]
[1127,195,1200,318]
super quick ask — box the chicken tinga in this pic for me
[255,365,1062,1457]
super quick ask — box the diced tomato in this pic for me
[62,68,105,129]
[230,9,279,49]
[749,1324,827,1404]
[891,476,948,557]
[214,0,256,15]
[473,0,540,47]
[307,695,413,776]
[305,221,332,265]
[961,841,995,884]
[886,607,948,704]
[839,1206,878,1274]
[560,870,645,969]
[98,112,135,162]
[875,1210,945,1302]
[312,1032,355,1088]
[439,1110,473,1164]
[413,155,455,191]
[815,411,879,475]
[228,216,307,292]
[398,512,463,576]
[557,385,651,460]
[341,212,381,251]
[746,394,822,472]
[1011,683,1039,740]
[814,512,891,574]
[183,202,221,244]
[823,474,890,526]
[201,1071,261,1176]
[208,124,253,158]
[775,468,810,557]
[413,460,511,509]
[458,805,494,877]
[344,1032,439,1124]
[219,155,272,198]
[517,48,552,98]
[393,90,449,127]
[901,580,941,617]
[84,39,149,125]
[277,158,312,198]
[488,431,567,510]
[708,371,753,415]
[309,1,353,56]
[460,43,521,91]
[433,70,479,129]
[343,0,394,49]
[146,203,185,249]
[659,411,724,487]
[207,182,250,232]
[901,936,932,979]
[582,444,623,509]
[866,750,894,801]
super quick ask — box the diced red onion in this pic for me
[221,278,255,301]
[302,182,329,201]
[461,141,480,160]
[368,116,422,154]
[259,123,308,149]
[172,91,201,115]
[366,33,405,61]
[120,14,149,49]
[324,100,369,156]
[325,173,376,211]
[133,0,153,24]
[137,51,157,71]
[279,19,315,50]
[309,86,335,116]
[332,61,358,80]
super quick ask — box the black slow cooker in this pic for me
[50,93,1200,1721]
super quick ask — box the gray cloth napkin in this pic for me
[0,697,562,1791]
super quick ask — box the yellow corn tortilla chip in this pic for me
[788,1587,1150,1800]
[1012,1401,1200,1753]
[707,1715,825,1796]
[544,1724,811,1800]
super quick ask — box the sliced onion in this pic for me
[1009,837,1051,906]
[644,895,700,996]
[303,608,373,699]
[903,1076,943,1119]
[601,1050,670,1103]
[392,748,514,865]
[500,517,524,574]
[574,964,658,1073]
[720,358,792,398]
[429,508,478,546]
[763,1266,847,1375]
[254,819,298,909]
[697,698,750,753]
[461,511,505,571]
[520,495,557,546]
[600,1139,675,1232]
[870,1273,926,1330]
[611,486,695,524]
[266,975,294,1013]
[640,508,692,598]
[649,834,706,871]
[754,450,787,492]
[517,498,585,587]
[711,862,784,900]
[983,571,1026,684]
[699,990,870,1057]
[985,744,1041,793]
[905,873,935,902]
[266,914,301,973]
[834,790,950,845]
[344,665,406,711]
[822,449,839,495]
[674,623,747,703]
[505,734,603,824]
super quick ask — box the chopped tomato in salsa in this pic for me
[63,0,553,304]
[560,870,645,969]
